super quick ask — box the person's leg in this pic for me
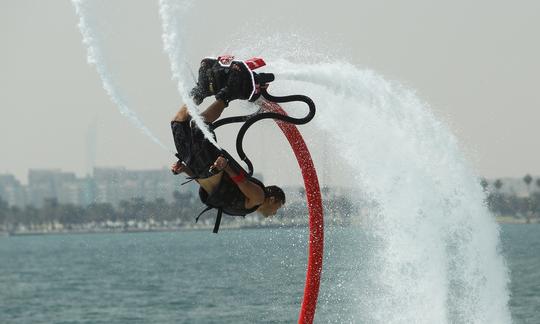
[172,104,190,122]
[171,100,225,179]
[200,99,227,123]
[173,100,227,123]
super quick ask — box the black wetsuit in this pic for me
[171,119,263,216]
[172,57,266,218]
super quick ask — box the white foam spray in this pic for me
[268,60,512,323]
[158,0,220,148]
[71,0,168,151]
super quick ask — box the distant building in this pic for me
[93,167,195,206]
[27,169,87,207]
[0,174,26,207]
[0,167,361,209]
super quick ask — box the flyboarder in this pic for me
[171,56,285,232]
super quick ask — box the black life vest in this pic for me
[197,173,264,233]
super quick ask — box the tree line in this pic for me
[2,175,539,232]
[0,187,362,233]
[481,174,540,221]
[0,190,203,231]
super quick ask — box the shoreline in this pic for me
[496,216,539,224]
[0,220,312,237]
[1,217,537,237]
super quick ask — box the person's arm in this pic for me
[212,157,265,207]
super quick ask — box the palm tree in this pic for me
[0,198,8,226]
[489,179,505,216]
[523,174,533,195]
[480,178,489,192]
[523,174,533,222]
[494,179,503,192]
[534,178,540,219]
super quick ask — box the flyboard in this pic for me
[211,57,324,324]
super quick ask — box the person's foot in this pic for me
[190,59,215,105]
[216,63,254,103]
[190,87,206,105]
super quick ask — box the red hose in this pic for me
[260,101,324,324]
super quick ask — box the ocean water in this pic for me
[1,224,538,324]
[501,224,540,324]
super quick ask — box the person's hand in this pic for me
[171,162,184,175]
[210,156,229,174]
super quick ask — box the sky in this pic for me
[1,0,539,186]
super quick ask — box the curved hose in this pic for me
[213,88,316,175]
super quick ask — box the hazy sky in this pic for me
[1,0,539,186]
